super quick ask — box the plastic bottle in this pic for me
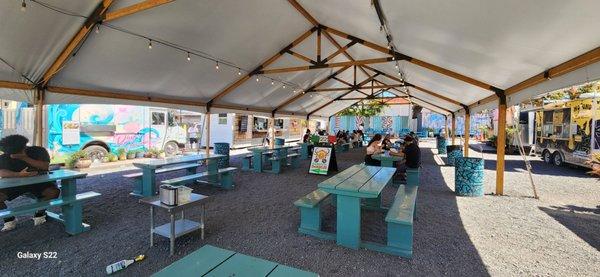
[106,255,145,275]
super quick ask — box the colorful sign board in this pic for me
[309,147,332,175]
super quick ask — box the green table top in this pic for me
[318,164,395,198]
[0,169,86,189]
[372,152,403,162]
[133,154,223,169]
[153,245,317,277]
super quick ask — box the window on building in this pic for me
[218,113,227,125]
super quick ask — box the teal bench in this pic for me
[161,167,237,190]
[266,154,287,174]
[124,163,199,196]
[377,185,418,258]
[406,167,420,186]
[0,191,101,232]
[152,244,317,277]
[336,143,350,152]
[242,154,253,170]
[294,189,332,239]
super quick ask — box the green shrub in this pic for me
[65,150,89,169]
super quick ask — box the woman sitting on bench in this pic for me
[0,135,59,232]
[364,134,383,166]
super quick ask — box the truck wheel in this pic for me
[552,152,563,166]
[542,150,552,163]
[163,141,179,156]
[84,145,109,162]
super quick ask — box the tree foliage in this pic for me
[338,100,389,117]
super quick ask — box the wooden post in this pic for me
[205,112,211,155]
[451,113,456,145]
[269,116,275,148]
[34,89,44,146]
[463,108,470,157]
[496,95,507,195]
[444,115,449,138]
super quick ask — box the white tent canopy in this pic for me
[0,0,599,118]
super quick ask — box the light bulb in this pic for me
[395,64,398,69]
[256,76,260,82]
[271,81,274,85]
[282,85,286,89]
[148,40,152,49]
[392,56,395,61]
[397,71,401,76]
[95,25,100,34]
[215,61,219,70]
[21,0,26,12]
[187,52,191,61]
[237,69,242,75]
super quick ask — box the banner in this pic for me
[309,147,332,175]
[62,121,80,145]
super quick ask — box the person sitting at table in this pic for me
[303,129,311,143]
[0,135,59,232]
[390,135,421,180]
[364,134,383,166]
[381,134,393,150]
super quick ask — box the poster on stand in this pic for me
[62,121,80,145]
[309,147,332,175]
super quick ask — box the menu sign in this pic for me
[309,147,332,175]
[62,121,80,145]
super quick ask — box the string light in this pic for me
[148,39,152,50]
[271,80,274,85]
[95,24,100,34]
[256,76,260,82]
[237,68,242,75]
[21,0,26,12]
[282,84,286,89]
[186,52,191,61]
[215,61,219,70]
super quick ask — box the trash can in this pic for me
[436,136,447,154]
[446,145,462,165]
[213,142,230,168]
[454,157,484,197]
[275,138,285,146]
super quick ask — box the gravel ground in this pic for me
[0,140,599,276]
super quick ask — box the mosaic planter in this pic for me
[436,137,447,154]
[274,138,285,146]
[454,157,484,197]
[213,142,230,168]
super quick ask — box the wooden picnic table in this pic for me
[153,244,317,277]
[132,154,223,197]
[0,169,96,235]
[248,145,293,173]
[318,164,396,249]
[372,152,403,167]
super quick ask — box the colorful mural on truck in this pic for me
[47,104,186,159]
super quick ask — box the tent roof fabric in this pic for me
[0,0,599,117]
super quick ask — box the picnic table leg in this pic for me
[142,168,157,197]
[300,144,308,160]
[206,159,219,184]
[382,160,394,168]
[336,195,361,249]
[362,195,383,211]
[150,206,154,247]
[252,152,262,172]
[170,213,175,256]
[59,179,88,235]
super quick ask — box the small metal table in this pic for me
[139,193,211,256]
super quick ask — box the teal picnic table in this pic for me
[296,142,312,160]
[133,154,223,197]
[152,245,318,277]
[318,164,396,249]
[372,152,403,167]
[248,145,293,173]
[0,169,98,235]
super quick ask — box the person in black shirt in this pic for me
[0,135,59,232]
[302,129,311,143]
[390,135,421,180]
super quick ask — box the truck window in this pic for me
[152,112,165,125]
[167,113,175,127]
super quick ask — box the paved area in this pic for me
[0,140,599,276]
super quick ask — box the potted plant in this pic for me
[126,150,136,159]
[117,148,126,161]
[66,150,92,169]
[157,149,166,159]
[108,153,118,162]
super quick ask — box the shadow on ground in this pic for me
[539,206,600,251]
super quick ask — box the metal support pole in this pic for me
[205,112,211,155]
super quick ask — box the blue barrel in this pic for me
[213,142,230,168]
[436,137,447,154]
[454,157,484,197]
[274,138,285,146]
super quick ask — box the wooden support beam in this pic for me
[272,66,351,113]
[287,0,319,25]
[322,41,357,63]
[340,96,403,100]
[332,77,353,87]
[0,80,33,90]
[40,0,115,86]
[496,93,507,195]
[321,25,504,93]
[268,116,275,148]
[317,27,322,63]
[444,115,449,139]
[309,84,404,92]
[47,85,204,106]
[388,87,452,114]
[286,50,317,65]
[464,109,470,157]
[103,0,174,22]
[308,90,354,116]
[451,113,456,145]
[255,57,392,74]
[34,89,44,146]
[207,27,316,104]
